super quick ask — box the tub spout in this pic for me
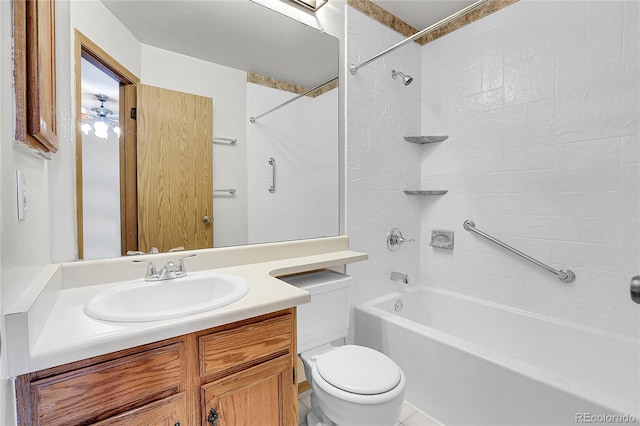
[391,271,409,284]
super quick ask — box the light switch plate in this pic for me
[16,170,27,221]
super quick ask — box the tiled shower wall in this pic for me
[345,6,422,322]
[247,84,339,244]
[420,1,639,339]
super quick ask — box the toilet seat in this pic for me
[310,345,406,405]
[316,345,402,395]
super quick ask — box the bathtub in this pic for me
[354,286,640,426]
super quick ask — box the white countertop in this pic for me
[5,236,367,376]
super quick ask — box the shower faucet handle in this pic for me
[386,227,415,251]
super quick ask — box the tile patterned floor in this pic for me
[298,390,441,426]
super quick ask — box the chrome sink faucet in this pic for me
[134,254,196,281]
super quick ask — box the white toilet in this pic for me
[282,270,406,426]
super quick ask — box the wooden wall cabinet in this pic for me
[16,309,298,426]
[13,0,59,153]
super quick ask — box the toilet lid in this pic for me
[315,345,401,395]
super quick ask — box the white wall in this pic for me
[69,0,141,77]
[141,45,249,248]
[1,1,73,423]
[420,0,639,339]
[247,84,339,243]
[345,6,422,336]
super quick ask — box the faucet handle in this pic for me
[126,250,145,256]
[386,227,415,251]
[150,247,160,254]
[169,246,185,252]
[177,254,196,273]
[133,260,158,278]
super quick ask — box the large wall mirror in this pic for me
[74,0,339,260]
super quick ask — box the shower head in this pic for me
[392,70,413,86]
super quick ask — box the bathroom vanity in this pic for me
[16,309,296,425]
[6,237,366,425]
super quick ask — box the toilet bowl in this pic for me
[281,270,405,426]
[301,344,405,426]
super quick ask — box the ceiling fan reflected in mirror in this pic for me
[81,94,120,141]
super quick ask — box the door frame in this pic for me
[74,30,139,258]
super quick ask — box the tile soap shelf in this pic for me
[403,190,448,196]
[403,135,448,196]
[404,136,448,144]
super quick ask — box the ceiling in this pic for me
[370,0,477,31]
[87,0,480,108]
[81,57,120,115]
[100,0,338,89]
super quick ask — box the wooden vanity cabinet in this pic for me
[16,309,298,426]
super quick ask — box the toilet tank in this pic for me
[280,270,351,354]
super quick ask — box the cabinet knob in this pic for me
[203,215,213,224]
[208,408,219,426]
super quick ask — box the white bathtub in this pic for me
[354,286,640,426]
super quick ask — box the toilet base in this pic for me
[307,410,333,426]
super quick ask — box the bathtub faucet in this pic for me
[391,271,409,284]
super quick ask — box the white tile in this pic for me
[402,411,441,426]
[553,192,619,218]
[587,1,624,63]
[554,138,620,192]
[582,218,619,245]
[620,135,639,164]
[618,219,639,247]
[552,241,618,273]
[619,164,640,218]
[623,0,640,56]
[504,51,555,106]
[525,215,582,242]
[298,400,308,425]
[399,401,417,423]
[555,58,640,143]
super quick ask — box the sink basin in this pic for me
[84,271,250,322]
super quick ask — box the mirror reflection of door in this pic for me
[78,34,213,259]
[134,84,213,252]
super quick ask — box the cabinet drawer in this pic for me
[29,342,185,425]
[92,392,188,426]
[199,313,292,376]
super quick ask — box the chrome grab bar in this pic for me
[463,220,576,283]
[212,137,237,146]
[213,188,236,195]
[268,157,276,193]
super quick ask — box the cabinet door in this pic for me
[201,355,296,426]
[92,392,188,426]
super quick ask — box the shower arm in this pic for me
[349,0,489,75]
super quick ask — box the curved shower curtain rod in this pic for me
[349,0,489,75]
[249,76,339,123]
